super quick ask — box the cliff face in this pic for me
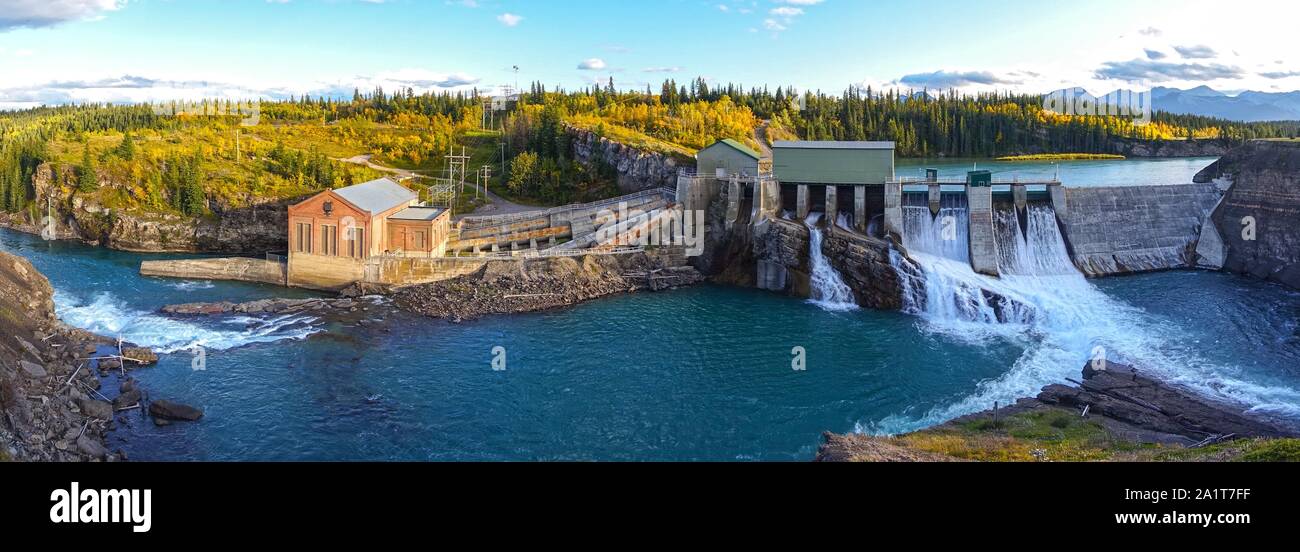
[1108,138,1232,158]
[567,127,686,193]
[1194,141,1300,289]
[0,163,292,254]
[822,228,908,310]
[0,250,122,461]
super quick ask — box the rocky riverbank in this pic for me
[394,252,703,322]
[816,362,1299,462]
[0,250,181,461]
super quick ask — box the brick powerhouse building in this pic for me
[286,177,450,289]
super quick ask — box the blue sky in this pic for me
[0,0,1296,108]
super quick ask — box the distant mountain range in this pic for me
[1048,86,1300,122]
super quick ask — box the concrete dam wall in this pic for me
[1055,183,1221,277]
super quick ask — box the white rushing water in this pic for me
[55,290,322,353]
[869,200,1300,434]
[803,213,859,312]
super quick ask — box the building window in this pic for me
[321,225,338,256]
[296,223,312,253]
[347,227,365,258]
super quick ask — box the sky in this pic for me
[0,0,1298,109]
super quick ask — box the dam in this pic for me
[679,140,1224,294]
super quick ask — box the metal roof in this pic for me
[703,138,761,161]
[388,206,445,221]
[333,178,417,214]
[772,141,896,150]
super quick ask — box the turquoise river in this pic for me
[2,157,1298,460]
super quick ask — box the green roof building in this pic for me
[696,138,762,178]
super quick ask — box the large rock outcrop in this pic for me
[567,127,686,193]
[1108,137,1232,158]
[822,227,908,310]
[816,362,1296,462]
[1193,141,1300,289]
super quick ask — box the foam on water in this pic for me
[166,280,216,291]
[55,290,322,353]
[871,202,1300,434]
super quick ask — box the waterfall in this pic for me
[871,199,1298,434]
[804,213,859,312]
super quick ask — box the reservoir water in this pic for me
[895,156,1218,186]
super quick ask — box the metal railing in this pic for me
[462,245,646,260]
[458,187,676,229]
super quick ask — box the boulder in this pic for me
[113,389,143,410]
[122,347,159,365]
[19,360,47,379]
[76,435,108,459]
[79,399,114,420]
[149,399,204,421]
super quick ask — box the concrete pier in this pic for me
[725,178,742,230]
[883,181,903,238]
[1049,184,1068,214]
[928,183,941,215]
[966,184,1000,277]
[854,186,867,232]
[141,257,287,286]
[759,178,780,220]
[1013,184,1028,212]
[796,184,810,219]
[825,185,838,224]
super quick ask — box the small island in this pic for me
[995,153,1127,161]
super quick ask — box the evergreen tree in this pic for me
[116,131,136,160]
[77,144,98,192]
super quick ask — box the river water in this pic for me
[4,153,1300,460]
[5,226,1299,460]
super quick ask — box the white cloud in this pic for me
[496,12,522,27]
[0,0,124,31]
[0,69,483,110]
[770,7,803,17]
[577,58,607,71]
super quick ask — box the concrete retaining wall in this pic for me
[363,257,487,286]
[287,253,365,290]
[1057,183,1221,276]
[141,257,286,286]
